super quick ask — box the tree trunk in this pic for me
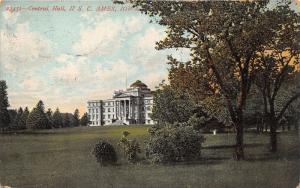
[270,119,277,153]
[234,109,244,160]
[235,123,244,160]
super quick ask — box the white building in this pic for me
[87,80,155,126]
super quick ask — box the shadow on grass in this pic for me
[202,143,265,150]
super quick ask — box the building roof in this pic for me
[114,93,135,98]
[130,80,148,88]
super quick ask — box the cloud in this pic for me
[73,15,148,57]
[22,79,44,91]
[95,60,138,81]
[141,72,168,90]
[0,23,54,72]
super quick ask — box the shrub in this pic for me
[146,123,205,164]
[187,114,208,130]
[118,131,141,163]
[92,140,117,165]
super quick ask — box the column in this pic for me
[124,100,127,120]
[117,100,120,120]
[129,99,131,119]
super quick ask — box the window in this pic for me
[112,108,114,112]
[148,120,151,124]
[108,108,111,112]
[108,114,111,119]
[96,115,98,120]
[96,108,98,113]
[147,106,151,111]
[88,109,91,113]
[103,115,105,119]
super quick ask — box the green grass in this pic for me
[0,125,299,188]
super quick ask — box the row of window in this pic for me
[88,108,100,113]
[144,99,153,104]
[104,101,114,106]
[91,121,101,125]
[105,107,114,112]
[89,106,152,114]
[88,102,101,107]
[104,114,115,120]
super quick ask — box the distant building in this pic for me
[87,80,155,126]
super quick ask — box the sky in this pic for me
[0,0,299,114]
[0,0,190,114]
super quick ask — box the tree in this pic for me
[19,107,29,129]
[152,83,197,125]
[12,107,23,130]
[0,80,10,132]
[46,108,53,128]
[62,113,70,128]
[52,108,63,128]
[26,100,50,129]
[80,112,90,126]
[254,3,300,152]
[73,109,80,127]
[131,1,277,160]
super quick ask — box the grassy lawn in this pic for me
[0,125,299,188]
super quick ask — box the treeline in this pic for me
[0,80,89,132]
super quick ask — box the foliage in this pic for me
[10,107,27,130]
[26,100,50,129]
[62,113,71,128]
[92,139,117,166]
[118,131,141,163]
[130,0,276,160]
[0,80,10,131]
[19,107,29,129]
[187,114,209,131]
[52,108,63,128]
[80,112,90,126]
[146,123,205,164]
[46,108,53,128]
[253,3,300,152]
[130,0,299,159]
[152,84,196,124]
[73,109,80,127]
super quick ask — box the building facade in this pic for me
[87,80,155,126]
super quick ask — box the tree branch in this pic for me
[276,92,300,122]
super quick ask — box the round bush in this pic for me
[92,140,117,165]
[146,124,205,164]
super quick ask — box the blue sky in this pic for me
[0,0,190,113]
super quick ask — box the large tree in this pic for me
[131,1,280,160]
[62,113,71,128]
[73,109,80,127]
[12,107,23,130]
[46,108,54,128]
[19,107,29,129]
[52,108,63,128]
[26,100,50,129]
[0,80,10,132]
[254,4,300,152]
[80,112,90,126]
[152,83,197,125]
